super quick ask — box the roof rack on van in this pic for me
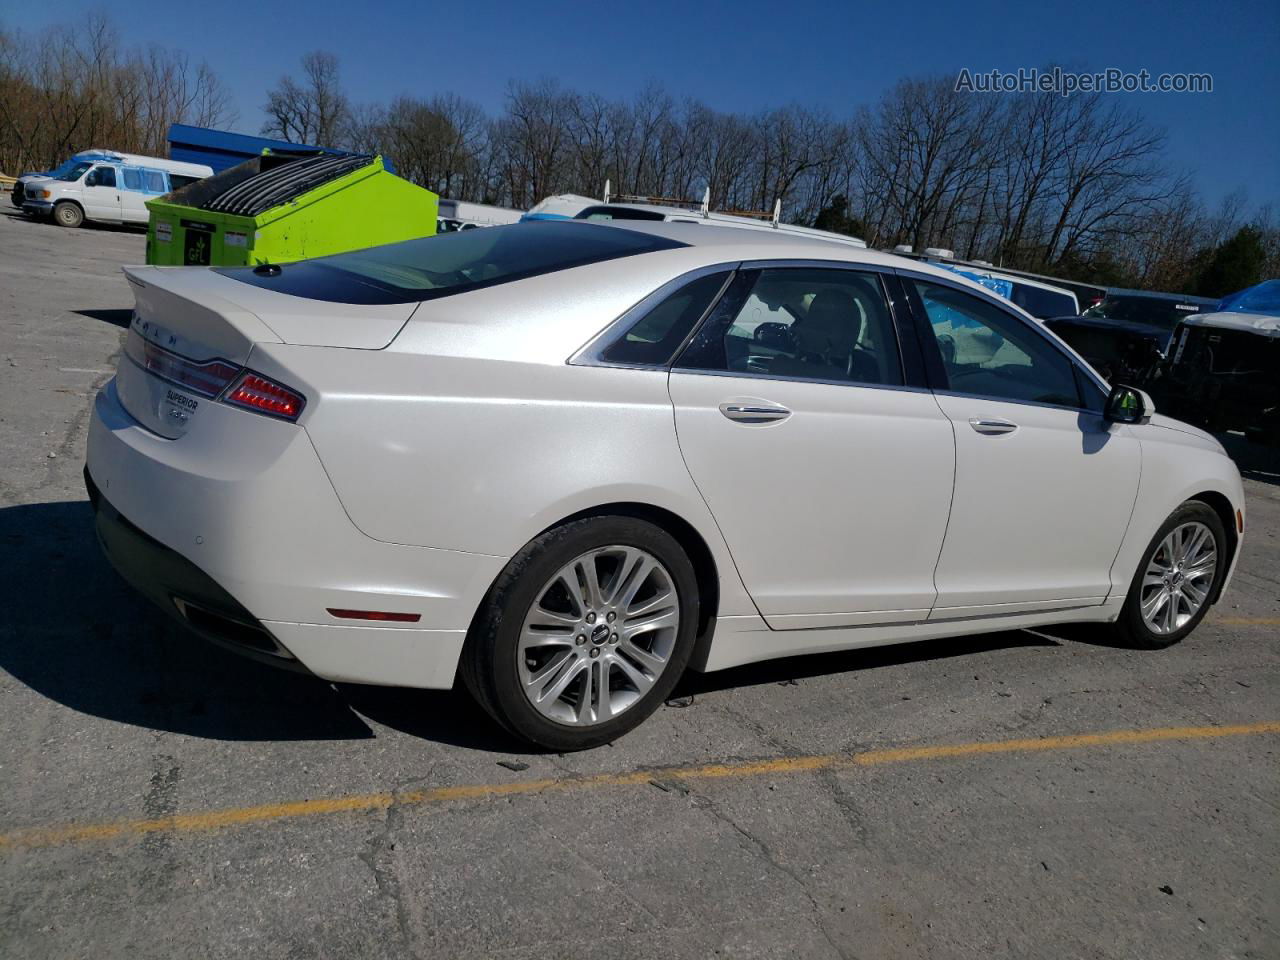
[601,180,783,227]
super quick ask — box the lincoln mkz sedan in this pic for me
[86,220,1246,749]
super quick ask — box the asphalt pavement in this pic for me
[0,206,1277,960]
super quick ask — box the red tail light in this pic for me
[224,373,306,421]
[124,331,239,398]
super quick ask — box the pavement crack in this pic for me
[819,768,870,850]
[692,789,853,960]
[358,785,420,960]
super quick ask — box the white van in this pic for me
[21,152,213,228]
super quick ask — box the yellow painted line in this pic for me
[1,722,1276,853]
[1216,617,1280,626]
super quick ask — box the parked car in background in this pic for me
[22,152,213,228]
[437,199,523,232]
[85,219,1244,749]
[1160,280,1280,445]
[1045,289,1219,384]
[521,193,599,221]
[924,261,1080,319]
[11,149,125,208]
[574,188,869,249]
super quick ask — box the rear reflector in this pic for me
[326,608,422,623]
[124,330,240,398]
[225,372,306,421]
[1237,509,1244,533]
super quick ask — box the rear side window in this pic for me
[122,167,143,191]
[143,169,166,193]
[678,268,904,387]
[169,174,201,191]
[600,271,730,365]
[218,221,687,305]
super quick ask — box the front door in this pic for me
[669,266,956,629]
[904,277,1141,618]
[82,164,122,222]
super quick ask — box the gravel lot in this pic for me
[0,206,1277,960]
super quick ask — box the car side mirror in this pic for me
[1104,384,1154,425]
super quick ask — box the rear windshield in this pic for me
[576,206,669,222]
[1010,282,1076,319]
[218,220,685,304]
[1083,295,1210,327]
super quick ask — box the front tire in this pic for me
[1112,502,1226,649]
[462,516,700,751]
[53,201,84,228]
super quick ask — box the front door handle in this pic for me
[719,402,792,424]
[969,417,1018,435]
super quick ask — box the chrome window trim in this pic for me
[893,266,1113,408]
[667,365,937,397]
[569,261,741,369]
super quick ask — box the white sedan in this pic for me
[86,220,1245,749]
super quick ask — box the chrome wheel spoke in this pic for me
[518,544,680,727]
[612,648,658,692]
[1142,587,1170,622]
[1181,578,1209,606]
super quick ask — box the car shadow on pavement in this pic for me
[0,499,544,752]
[0,499,375,742]
[74,308,133,328]
[672,630,1061,698]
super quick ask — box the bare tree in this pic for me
[261,51,349,145]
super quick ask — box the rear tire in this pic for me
[462,516,700,751]
[1111,502,1226,649]
[53,201,83,228]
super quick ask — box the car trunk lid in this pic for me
[118,265,417,438]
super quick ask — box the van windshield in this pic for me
[56,161,94,182]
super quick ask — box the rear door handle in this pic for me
[719,402,792,424]
[968,417,1018,435]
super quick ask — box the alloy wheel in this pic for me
[1139,521,1217,635]
[517,545,681,725]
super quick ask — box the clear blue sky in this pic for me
[6,0,1278,209]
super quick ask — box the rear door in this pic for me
[668,265,955,629]
[902,275,1141,618]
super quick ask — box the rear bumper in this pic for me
[85,378,507,688]
[87,467,305,670]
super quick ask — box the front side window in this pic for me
[678,268,903,387]
[87,165,117,188]
[911,279,1080,407]
[600,271,729,365]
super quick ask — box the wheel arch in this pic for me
[543,502,720,661]
[465,500,723,671]
[1187,490,1240,603]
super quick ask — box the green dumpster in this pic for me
[145,152,437,267]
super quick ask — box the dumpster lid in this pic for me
[200,153,374,217]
